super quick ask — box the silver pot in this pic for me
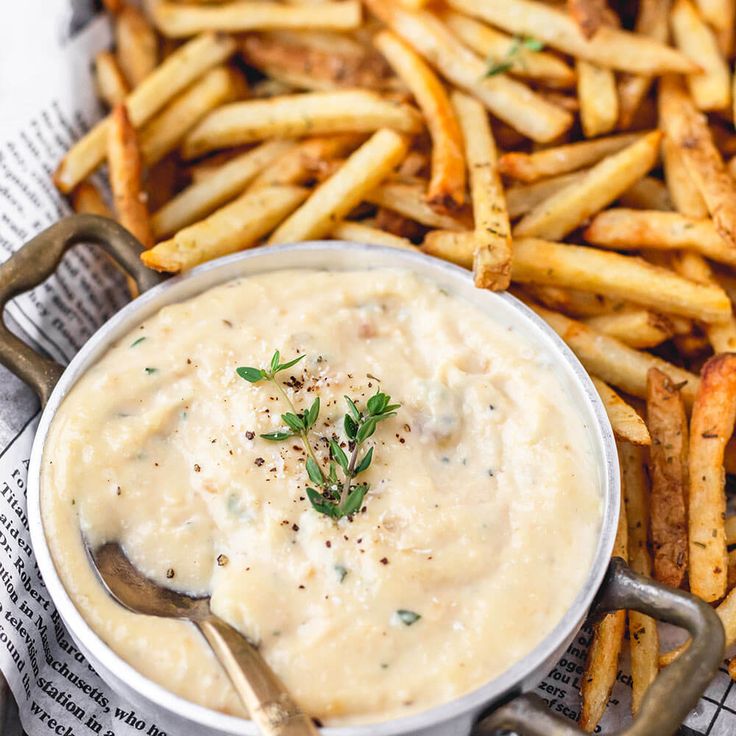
[0,216,725,736]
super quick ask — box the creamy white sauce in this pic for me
[41,268,601,725]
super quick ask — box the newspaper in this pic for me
[0,2,733,735]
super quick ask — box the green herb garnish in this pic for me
[130,336,146,348]
[396,609,421,626]
[485,35,544,78]
[236,351,400,520]
[144,367,157,374]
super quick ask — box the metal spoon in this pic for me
[90,542,319,736]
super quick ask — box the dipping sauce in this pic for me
[41,268,602,725]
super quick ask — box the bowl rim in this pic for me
[27,241,620,735]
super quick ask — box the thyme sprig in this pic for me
[236,351,400,520]
[485,35,544,77]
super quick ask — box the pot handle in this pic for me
[475,557,725,736]
[0,215,161,406]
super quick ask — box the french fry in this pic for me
[617,0,670,129]
[366,182,469,231]
[364,0,573,143]
[727,514,736,544]
[618,177,673,212]
[440,10,575,87]
[54,32,236,193]
[115,4,158,87]
[142,185,308,272]
[585,209,736,267]
[330,220,417,250]
[647,367,689,589]
[107,104,153,249]
[451,90,511,290]
[591,377,651,446]
[521,284,632,319]
[619,441,659,715]
[373,31,465,211]
[506,171,588,219]
[498,133,642,183]
[580,458,627,732]
[663,136,709,219]
[695,0,736,56]
[659,76,736,249]
[584,310,674,349]
[139,66,237,168]
[269,128,408,244]
[671,0,731,112]
[94,50,130,108]
[70,182,113,218]
[182,90,422,159]
[152,140,291,238]
[150,1,362,38]
[577,60,618,138]
[688,354,736,601]
[446,0,697,75]
[567,0,607,39]
[514,131,662,240]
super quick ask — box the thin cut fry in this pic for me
[364,0,573,143]
[585,209,736,267]
[451,90,511,290]
[115,4,158,87]
[591,377,651,446]
[498,133,642,183]
[139,66,237,167]
[269,128,408,244]
[727,514,736,545]
[514,131,662,240]
[618,177,673,212]
[94,50,130,108]
[506,172,587,219]
[446,0,697,74]
[374,31,465,211]
[54,32,236,193]
[521,284,632,319]
[330,220,416,250]
[671,0,731,111]
[366,183,469,231]
[150,1,362,38]
[647,367,689,589]
[107,104,153,249]
[619,441,659,715]
[182,90,422,159]
[567,0,607,39]
[70,182,112,218]
[577,60,618,138]
[152,140,291,238]
[142,185,308,272]
[663,136,708,219]
[584,310,674,349]
[659,76,736,249]
[689,354,736,601]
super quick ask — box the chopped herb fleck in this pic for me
[130,337,146,348]
[144,367,157,375]
[396,610,421,626]
[335,564,348,583]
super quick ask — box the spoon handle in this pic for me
[196,616,320,735]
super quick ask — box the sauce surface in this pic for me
[41,268,602,725]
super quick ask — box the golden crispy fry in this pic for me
[94,50,130,108]
[107,104,153,249]
[499,133,642,183]
[115,4,158,87]
[440,10,575,87]
[446,0,697,74]
[152,140,291,238]
[366,182,469,231]
[139,66,237,167]
[671,0,731,112]
[330,220,417,250]
[727,514,736,545]
[659,76,736,249]
[374,31,465,211]
[364,0,573,143]
[521,284,632,319]
[663,136,709,219]
[619,441,659,715]
[618,177,673,212]
[591,377,651,446]
[150,1,362,38]
[580,462,627,732]
[567,0,607,39]
[688,354,736,601]
[584,310,674,349]
[585,209,736,267]
[142,185,308,272]
[506,172,587,219]
[647,367,689,589]
[70,182,113,218]
[182,90,421,159]
[269,128,408,244]
[695,0,736,56]
[102,0,124,13]
[577,60,618,138]
[514,131,662,240]
[451,91,510,290]
[54,32,236,193]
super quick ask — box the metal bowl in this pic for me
[0,216,725,736]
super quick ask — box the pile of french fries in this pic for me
[54,0,736,730]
